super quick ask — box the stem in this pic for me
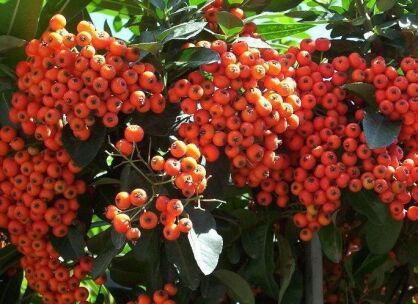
[355,0,373,32]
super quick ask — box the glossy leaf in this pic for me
[265,0,303,11]
[217,11,244,37]
[187,208,223,275]
[318,223,342,263]
[171,47,220,69]
[0,35,25,52]
[256,23,315,40]
[109,253,143,286]
[363,112,401,149]
[61,122,106,167]
[345,190,389,225]
[343,82,377,111]
[50,225,86,261]
[213,270,255,304]
[277,235,295,304]
[204,150,230,199]
[165,235,202,290]
[376,0,396,12]
[0,0,42,40]
[158,21,207,43]
[366,217,402,255]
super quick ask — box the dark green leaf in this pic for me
[363,112,401,149]
[61,121,106,167]
[204,150,230,199]
[171,47,220,69]
[109,253,143,286]
[281,270,303,304]
[241,224,278,298]
[265,0,303,11]
[256,23,315,40]
[277,235,295,304]
[165,235,202,290]
[242,0,270,10]
[217,11,244,37]
[104,19,112,35]
[111,228,126,249]
[0,92,16,127]
[343,82,377,111]
[0,35,25,52]
[127,103,180,137]
[345,190,389,225]
[376,0,396,12]
[213,269,255,304]
[0,0,42,40]
[366,217,402,255]
[50,224,86,261]
[318,223,342,263]
[91,247,119,279]
[91,177,120,186]
[0,246,21,276]
[120,163,152,195]
[187,208,223,275]
[150,0,165,9]
[158,21,207,43]
[130,42,162,55]
[354,254,387,278]
[0,269,23,304]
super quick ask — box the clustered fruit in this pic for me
[127,282,178,304]
[106,125,204,242]
[0,125,92,303]
[12,13,164,142]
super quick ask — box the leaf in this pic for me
[165,235,202,290]
[36,0,92,36]
[343,82,377,111]
[119,163,152,195]
[171,47,220,69]
[217,11,244,37]
[376,0,396,12]
[91,247,120,279]
[235,36,272,49]
[109,253,143,286]
[0,92,16,127]
[50,224,86,261]
[241,224,278,298]
[363,112,401,149]
[61,121,106,167]
[318,223,342,263]
[187,207,223,275]
[241,0,270,10]
[277,235,295,304]
[265,0,303,11]
[0,245,21,276]
[130,42,162,56]
[132,229,160,262]
[204,150,230,199]
[0,35,25,52]
[0,0,42,40]
[113,15,123,32]
[281,270,303,304]
[0,269,23,304]
[353,254,387,278]
[256,23,315,40]
[91,177,120,186]
[213,270,255,304]
[345,190,389,225]
[158,21,207,43]
[366,217,402,255]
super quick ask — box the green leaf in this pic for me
[36,0,92,36]
[0,92,16,127]
[363,112,401,149]
[187,208,223,275]
[158,21,207,43]
[204,150,230,199]
[235,36,272,49]
[165,235,202,290]
[343,82,377,111]
[0,269,23,304]
[171,47,220,69]
[318,223,342,263]
[281,270,303,303]
[61,121,106,167]
[217,11,244,37]
[345,190,389,225]
[255,23,315,40]
[366,217,402,255]
[113,15,123,32]
[130,42,163,56]
[0,246,21,276]
[0,35,25,52]
[91,177,120,186]
[50,224,86,261]
[265,0,303,11]
[241,224,278,298]
[0,0,42,40]
[91,247,119,279]
[213,270,255,304]
[120,163,152,194]
[277,235,295,304]
[376,0,396,12]
[109,253,143,286]
[354,254,387,278]
[241,0,270,10]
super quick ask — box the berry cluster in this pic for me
[106,126,204,241]
[127,282,178,304]
[0,126,92,303]
[11,14,164,142]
